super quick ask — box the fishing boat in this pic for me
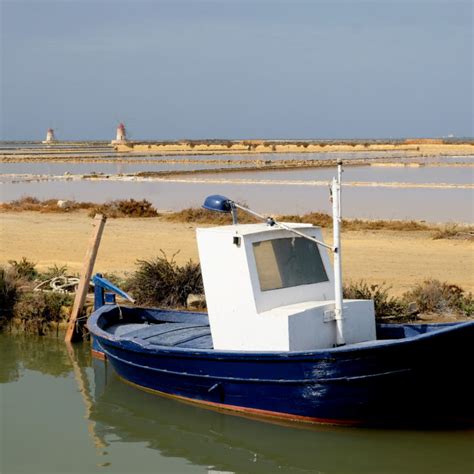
[88,163,474,427]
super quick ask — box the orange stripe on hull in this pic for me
[117,375,363,427]
[91,349,107,360]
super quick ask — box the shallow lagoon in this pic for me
[189,165,474,185]
[1,148,472,222]
[1,179,472,222]
[1,162,472,185]
[1,334,473,473]
[0,161,251,176]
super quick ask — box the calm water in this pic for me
[0,161,252,176]
[1,179,472,222]
[1,334,473,474]
[1,162,472,184]
[1,147,473,222]
[189,165,474,185]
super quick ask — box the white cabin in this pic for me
[197,223,376,351]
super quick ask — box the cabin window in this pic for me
[253,237,328,291]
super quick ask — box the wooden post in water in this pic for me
[65,214,107,343]
[65,342,107,449]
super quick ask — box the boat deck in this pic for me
[107,322,214,349]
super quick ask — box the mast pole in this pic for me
[333,160,345,346]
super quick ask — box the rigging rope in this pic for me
[34,276,80,294]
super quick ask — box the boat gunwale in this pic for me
[87,304,473,360]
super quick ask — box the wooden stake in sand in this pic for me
[65,214,107,343]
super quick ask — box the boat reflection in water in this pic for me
[89,358,474,474]
[2,335,472,473]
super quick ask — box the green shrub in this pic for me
[126,252,203,308]
[0,267,21,325]
[13,292,72,335]
[343,280,406,319]
[40,264,69,280]
[88,199,159,218]
[8,257,37,281]
[402,280,473,317]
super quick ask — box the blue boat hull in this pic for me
[88,306,474,427]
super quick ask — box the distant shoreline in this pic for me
[114,140,474,156]
[1,141,472,223]
[1,139,473,158]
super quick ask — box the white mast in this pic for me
[332,160,345,346]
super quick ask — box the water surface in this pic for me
[0,161,251,176]
[2,163,472,185]
[1,179,472,222]
[1,334,473,473]
[189,165,474,185]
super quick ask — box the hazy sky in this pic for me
[1,0,472,140]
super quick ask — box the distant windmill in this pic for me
[42,128,57,144]
[111,122,128,144]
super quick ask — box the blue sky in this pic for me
[1,0,472,140]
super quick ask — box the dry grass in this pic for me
[432,225,474,241]
[163,207,258,225]
[344,218,430,232]
[344,278,473,320]
[1,198,472,236]
[87,199,159,218]
[0,197,93,213]
[275,212,430,231]
[403,279,473,317]
[0,197,159,219]
[277,212,334,228]
[165,209,432,231]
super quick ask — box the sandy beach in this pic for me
[1,211,472,296]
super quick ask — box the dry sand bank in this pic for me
[1,212,472,296]
[116,141,474,156]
